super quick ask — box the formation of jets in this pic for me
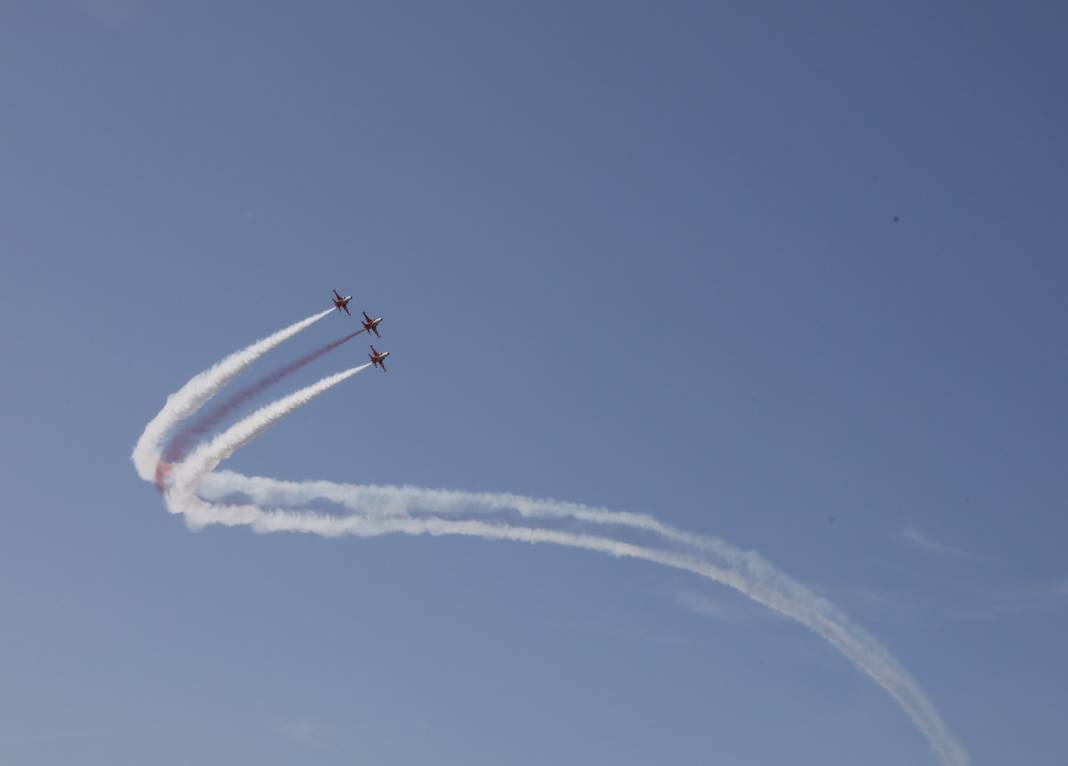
[332,288,390,373]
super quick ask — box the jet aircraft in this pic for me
[332,289,353,316]
[361,311,383,337]
[369,345,390,372]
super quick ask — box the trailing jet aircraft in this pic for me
[361,311,383,337]
[332,289,353,316]
[369,345,390,372]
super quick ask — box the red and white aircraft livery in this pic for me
[369,345,390,372]
[361,311,383,337]
[332,289,353,316]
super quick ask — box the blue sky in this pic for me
[1,2,1066,763]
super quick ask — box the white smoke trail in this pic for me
[137,321,968,765]
[131,307,334,481]
[197,472,843,606]
[169,364,370,503]
[194,471,968,766]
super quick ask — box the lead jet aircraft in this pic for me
[369,345,390,372]
[361,311,383,337]
[332,289,353,316]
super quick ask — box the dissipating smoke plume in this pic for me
[133,309,969,766]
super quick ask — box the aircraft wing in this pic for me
[342,304,351,316]
[380,360,387,373]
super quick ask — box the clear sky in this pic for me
[1,2,1066,764]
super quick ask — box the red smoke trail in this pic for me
[156,329,365,486]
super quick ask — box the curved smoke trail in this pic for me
[178,484,967,766]
[131,307,334,482]
[163,373,966,766]
[161,329,365,468]
[136,315,968,766]
[169,364,370,501]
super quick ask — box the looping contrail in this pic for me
[134,312,969,766]
[161,329,365,470]
[191,471,967,766]
[132,307,334,482]
[169,364,370,499]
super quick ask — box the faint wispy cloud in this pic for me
[815,584,914,624]
[898,526,973,559]
[952,580,1068,621]
[80,0,143,27]
[281,719,335,746]
[0,729,101,745]
[675,590,728,619]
